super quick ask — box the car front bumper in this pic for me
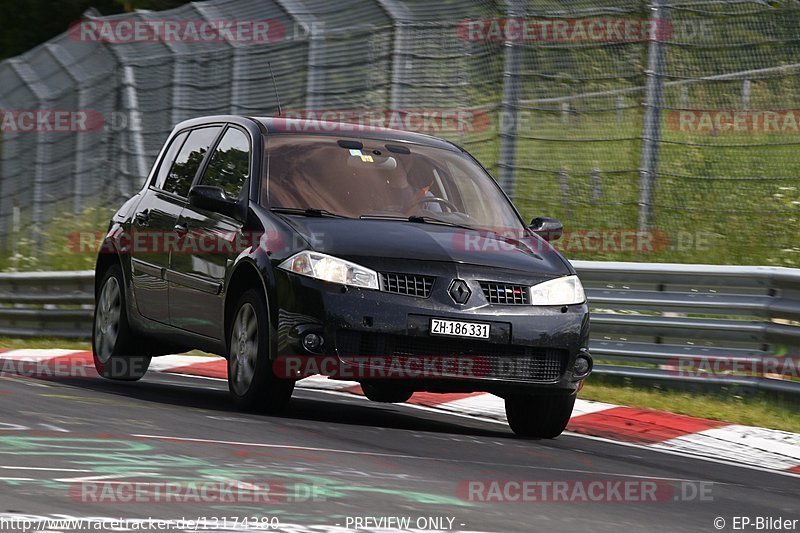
[274,265,591,396]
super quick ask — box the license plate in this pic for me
[430,318,490,339]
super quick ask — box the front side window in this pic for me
[201,127,251,200]
[162,126,222,197]
[264,135,523,231]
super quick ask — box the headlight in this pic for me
[278,251,379,290]
[530,275,585,306]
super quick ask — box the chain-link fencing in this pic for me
[1,0,799,267]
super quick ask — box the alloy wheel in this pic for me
[229,302,259,396]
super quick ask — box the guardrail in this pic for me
[0,271,94,338]
[572,261,800,395]
[1,262,798,395]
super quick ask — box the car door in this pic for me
[129,130,188,324]
[129,126,222,324]
[168,125,252,339]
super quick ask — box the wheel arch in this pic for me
[224,258,275,357]
[94,241,126,296]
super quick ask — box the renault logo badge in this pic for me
[448,279,471,305]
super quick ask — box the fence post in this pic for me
[591,166,602,204]
[638,0,668,231]
[0,120,7,248]
[45,44,87,216]
[559,167,571,214]
[122,66,147,196]
[497,0,525,200]
[375,0,412,111]
[742,79,751,108]
[305,21,324,110]
[10,204,20,272]
[273,0,323,111]
[8,59,49,251]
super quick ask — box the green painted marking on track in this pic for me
[0,436,152,453]
[0,436,473,507]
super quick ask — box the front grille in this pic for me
[336,331,565,382]
[480,282,530,305]
[380,272,434,298]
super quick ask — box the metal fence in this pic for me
[1,0,800,267]
[1,262,798,395]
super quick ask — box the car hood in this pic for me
[279,216,572,277]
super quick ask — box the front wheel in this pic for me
[92,265,151,380]
[228,289,294,413]
[505,393,576,438]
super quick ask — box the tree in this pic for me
[113,0,189,12]
[0,0,189,60]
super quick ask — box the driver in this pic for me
[385,160,442,214]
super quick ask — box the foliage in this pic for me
[0,0,190,60]
[0,202,113,272]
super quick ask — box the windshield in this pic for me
[263,135,524,231]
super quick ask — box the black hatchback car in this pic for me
[93,115,592,438]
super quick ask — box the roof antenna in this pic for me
[268,62,282,116]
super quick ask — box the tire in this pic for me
[92,264,151,381]
[228,288,294,413]
[361,383,413,403]
[505,393,576,439]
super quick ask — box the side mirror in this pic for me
[188,185,245,220]
[529,216,563,242]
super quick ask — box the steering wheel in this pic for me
[407,196,459,213]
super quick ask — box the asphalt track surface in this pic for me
[0,369,797,533]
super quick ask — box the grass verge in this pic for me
[0,337,91,351]
[580,377,800,434]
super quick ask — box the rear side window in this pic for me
[200,127,251,200]
[153,131,188,189]
[162,126,222,197]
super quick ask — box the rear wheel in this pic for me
[361,383,413,403]
[228,289,294,413]
[92,265,151,380]
[505,393,576,438]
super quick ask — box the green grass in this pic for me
[0,337,91,351]
[0,202,113,272]
[508,112,800,266]
[438,105,800,267]
[580,377,800,433]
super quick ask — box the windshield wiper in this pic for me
[271,207,348,218]
[360,214,477,231]
[409,215,477,230]
[359,214,407,221]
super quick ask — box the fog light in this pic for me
[302,333,323,352]
[573,353,592,379]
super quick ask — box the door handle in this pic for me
[173,223,188,234]
[134,211,150,226]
